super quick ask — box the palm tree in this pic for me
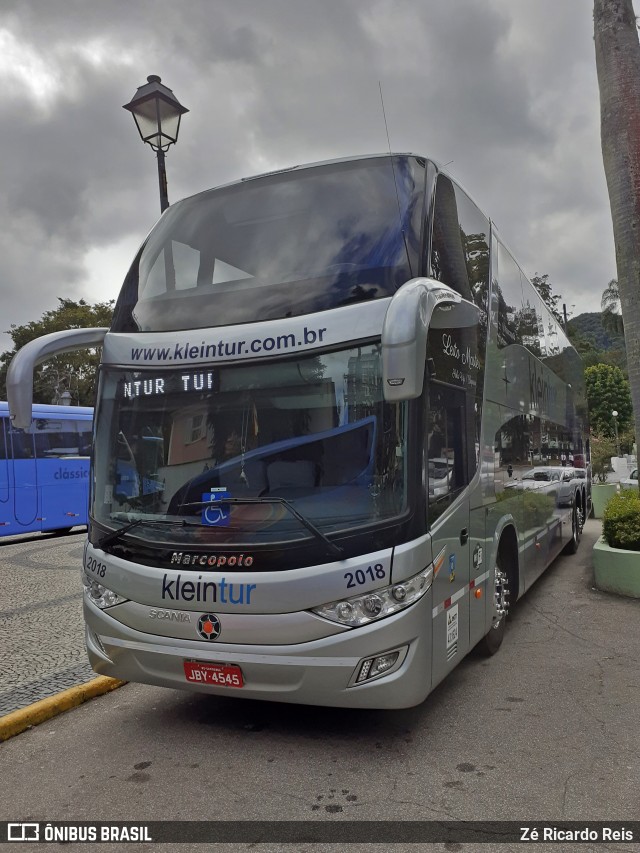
[601,278,624,337]
[594,0,640,487]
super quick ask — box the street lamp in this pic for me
[612,410,621,457]
[123,75,188,212]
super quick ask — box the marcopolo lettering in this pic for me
[162,574,257,605]
[170,552,253,568]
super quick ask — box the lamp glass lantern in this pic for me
[123,75,188,152]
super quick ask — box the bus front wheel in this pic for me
[477,556,509,656]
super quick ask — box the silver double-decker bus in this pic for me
[8,154,589,708]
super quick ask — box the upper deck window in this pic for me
[112,156,425,333]
[429,174,490,310]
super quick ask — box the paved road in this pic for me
[1,518,638,852]
[0,528,93,715]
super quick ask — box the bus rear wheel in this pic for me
[563,504,581,555]
[477,557,509,656]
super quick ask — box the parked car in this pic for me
[620,468,638,490]
[506,466,580,507]
[428,457,454,497]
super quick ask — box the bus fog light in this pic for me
[356,651,400,683]
[82,571,127,609]
[370,652,399,676]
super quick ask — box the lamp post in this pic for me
[612,410,621,458]
[123,75,188,212]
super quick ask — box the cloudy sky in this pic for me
[0,0,619,353]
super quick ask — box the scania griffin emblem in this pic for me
[197,613,221,641]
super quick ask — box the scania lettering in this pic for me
[149,609,191,622]
[8,154,589,708]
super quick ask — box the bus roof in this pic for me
[0,401,93,417]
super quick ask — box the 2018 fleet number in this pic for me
[85,556,107,578]
[345,564,385,588]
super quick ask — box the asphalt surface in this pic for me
[0,527,93,715]
[1,517,638,852]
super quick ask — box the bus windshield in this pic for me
[111,156,425,332]
[92,343,409,547]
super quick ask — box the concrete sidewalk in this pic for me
[0,529,94,716]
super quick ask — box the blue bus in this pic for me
[0,401,93,536]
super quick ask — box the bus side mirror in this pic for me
[381,278,479,402]
[7,327,108,429]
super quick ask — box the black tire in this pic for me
[52,527,73,536]
[477,556,509,656]
[563,504,580,555]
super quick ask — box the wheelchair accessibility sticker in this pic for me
[202,488,231,526]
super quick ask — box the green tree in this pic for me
[594,0,640,491]
[590,432,616,482]
[0,298,114,406]
[601,278,624,336]
[585,363,633,436]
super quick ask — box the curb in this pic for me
[0,677,127,742]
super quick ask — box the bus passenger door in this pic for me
[10,426,38,530]
[0,418,10,529]
[34,417,90,530]
[427,385,471,689]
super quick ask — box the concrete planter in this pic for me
[591,484,617,518]
[593,537,640,598]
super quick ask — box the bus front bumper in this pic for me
[84,595,433,709]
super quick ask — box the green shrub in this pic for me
[602,491,640,551]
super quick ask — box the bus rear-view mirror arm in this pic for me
[7,327,108,429]
[381,278,479,402]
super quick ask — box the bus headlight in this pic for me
[311,559,439,628]
[82,570,127,609]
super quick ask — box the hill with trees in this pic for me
[568,312,625,351]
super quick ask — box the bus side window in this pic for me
[33,418,83,457]
[427,385,468,521]
[76,421,92,456]
[10,429,35,459]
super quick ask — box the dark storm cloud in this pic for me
[0,0,617,350]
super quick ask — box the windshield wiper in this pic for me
[180,496,344,559]
[97,517,200,550]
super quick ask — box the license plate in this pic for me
[183,660,244,688]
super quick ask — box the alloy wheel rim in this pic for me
[493,564,508,624]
